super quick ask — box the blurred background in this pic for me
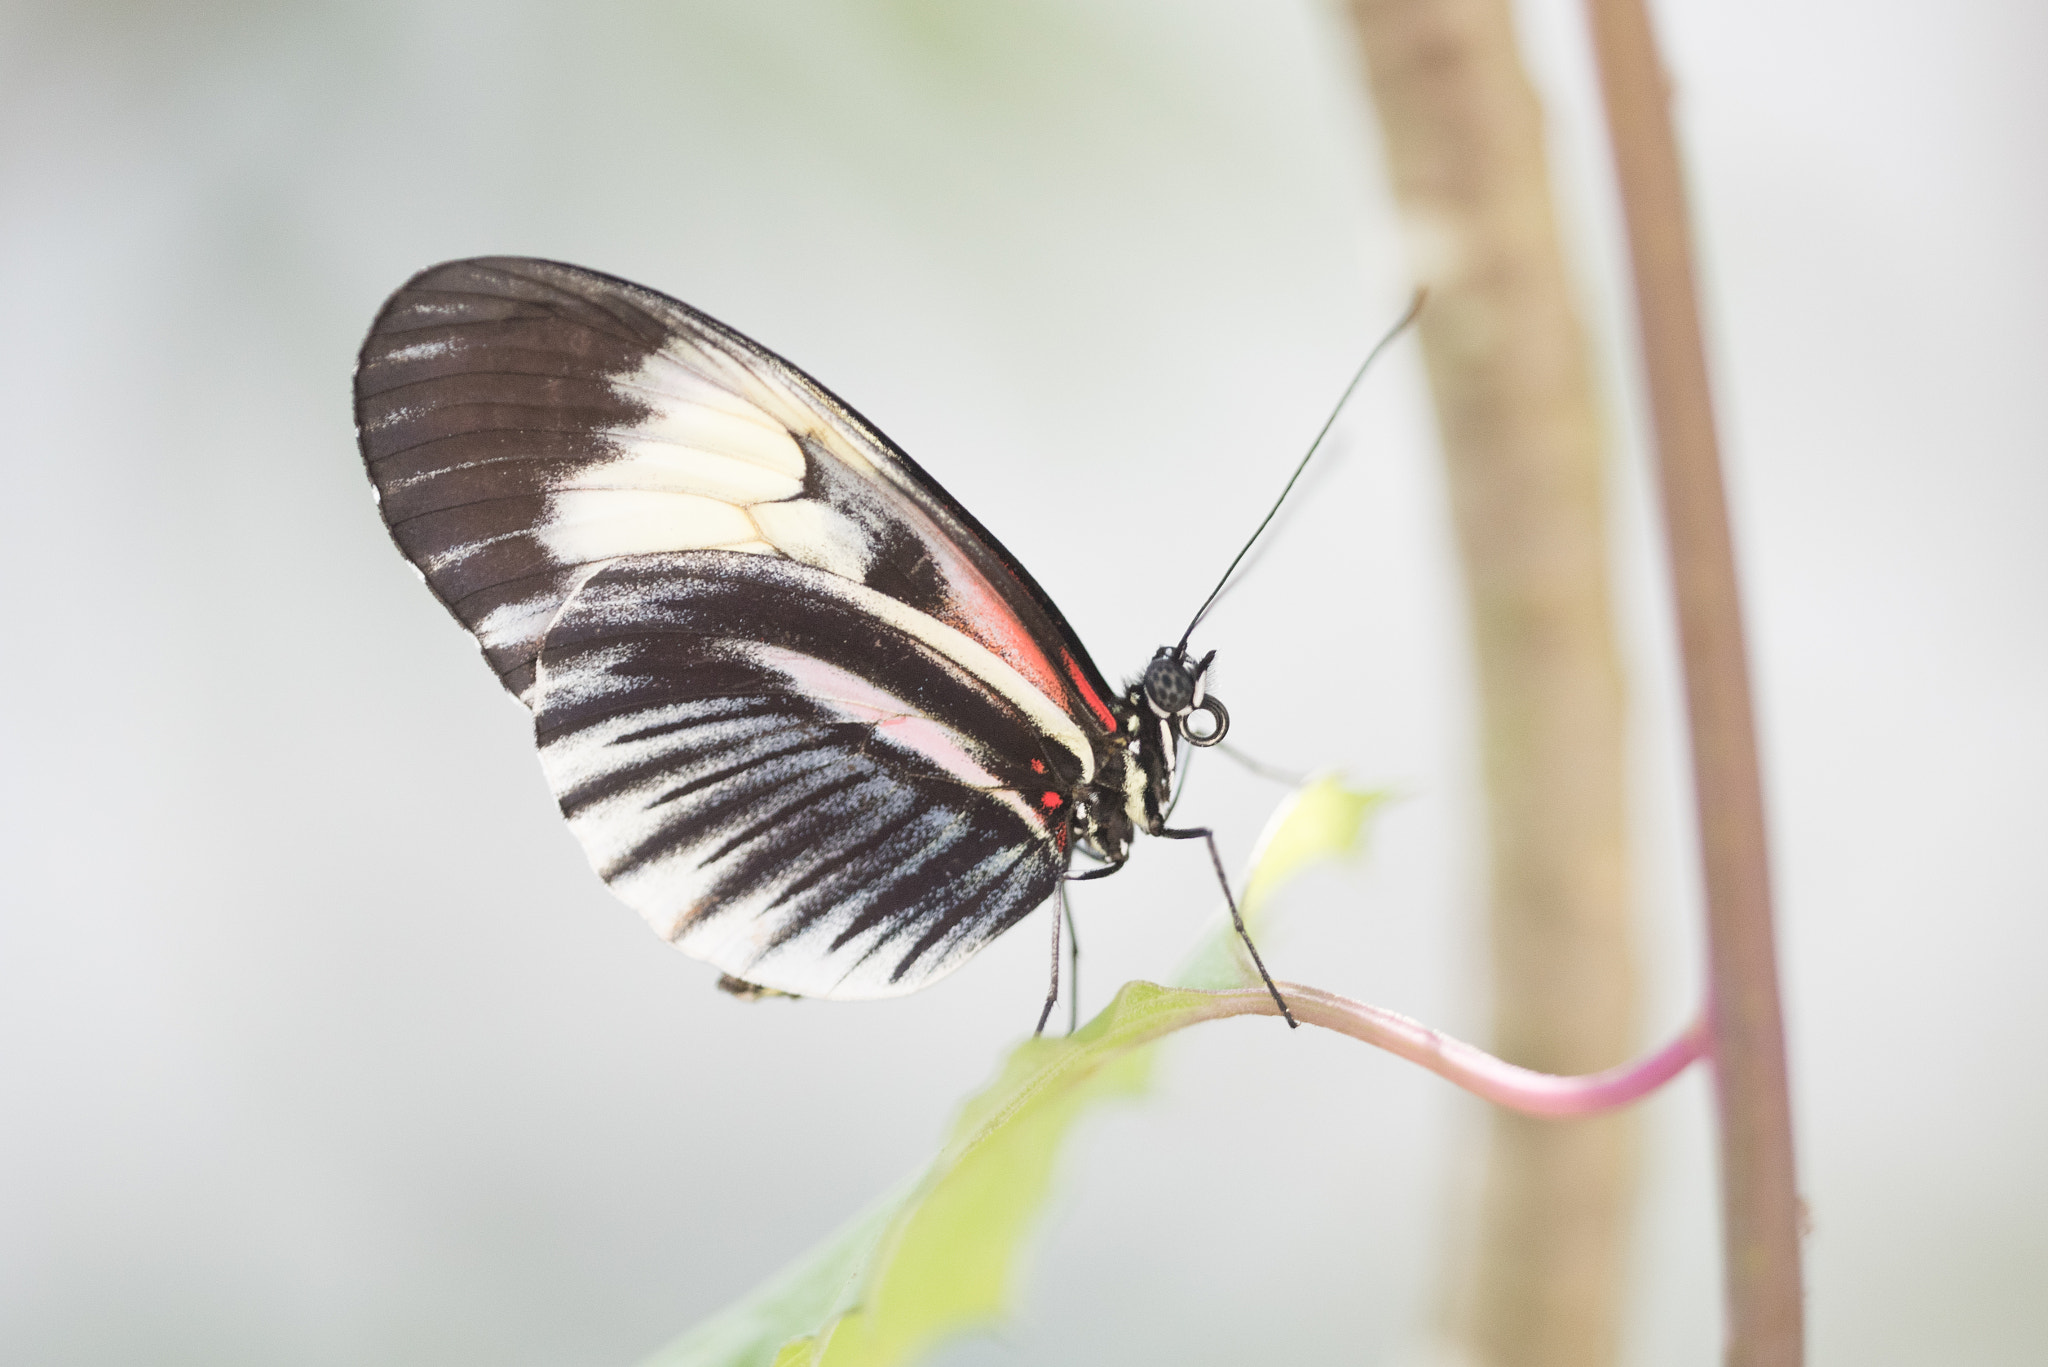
[1,1,2041,1363]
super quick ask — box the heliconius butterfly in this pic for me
[355,258,1411,1032]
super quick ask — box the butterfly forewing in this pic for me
[355,257,1118,736]
[355,258,1113,997]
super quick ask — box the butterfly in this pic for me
[354,257,1351,1030]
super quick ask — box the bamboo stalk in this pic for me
[1580,2,1805,1362]
[1342,2,1640,1363]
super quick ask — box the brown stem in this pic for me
[1581,2,1805,1362]
[1342,2,1639,1362]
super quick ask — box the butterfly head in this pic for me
[1138,646,1230,749]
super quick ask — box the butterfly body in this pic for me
[356,257,1233,1004]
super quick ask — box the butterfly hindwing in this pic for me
[533,552,1068,998]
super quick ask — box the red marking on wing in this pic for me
[887,492,1115,736]
[1061,650,1119,733]
[1040,791,1063,810]
[1030,759,1046,775]
[950,584,1072,712]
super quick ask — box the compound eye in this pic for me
[1141,656,1196,715]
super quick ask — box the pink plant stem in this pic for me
[1195,983,1703,1118]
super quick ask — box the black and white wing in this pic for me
[354,258,1112,997]
[536,552,1075,997]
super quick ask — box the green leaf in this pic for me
[641,775,1384,1367]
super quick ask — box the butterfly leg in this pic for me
[1159,825,1299,1029]
[1035,887,1064,1038]
[1047,829,1123,1034]
[1064,889,1082,1035]
[1066,863,1124,882]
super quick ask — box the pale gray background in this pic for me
[2,2,2041,1364]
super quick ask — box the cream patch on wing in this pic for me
[616,350,790,431]
[638,333,885,479]
[532,353,840,566]
[613,401,805,480]
[748,498,874,581]
[562,439,801,504]
[538,489,758,563]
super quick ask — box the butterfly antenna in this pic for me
[1177,289,1425,650]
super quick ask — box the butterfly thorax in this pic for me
[1069,646,1228,867]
